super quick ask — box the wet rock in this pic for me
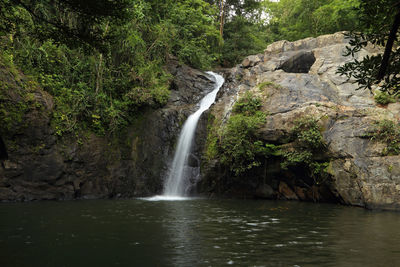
[255,184,275,199]
[293,186,307,200]
[187,154,200,168]
[278,182,298,200]
[166,56,215,105]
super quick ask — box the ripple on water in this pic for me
[2,198,400,266]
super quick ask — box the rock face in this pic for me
[0,57,215,201]
[2,31,399,211]
[200,32,400,211]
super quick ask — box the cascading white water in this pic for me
[161,71,224,197]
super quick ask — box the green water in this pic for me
[1,199,400,267]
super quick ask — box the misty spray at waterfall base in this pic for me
[146,72,224,201]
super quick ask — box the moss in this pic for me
[204,114,219,161]
[256,80,282,91]
[31,143,46,154]
[7,140,19,151]
[0,53,45,135]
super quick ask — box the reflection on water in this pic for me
[1,199,400,266]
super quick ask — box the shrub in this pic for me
[220,112,267,175]
[232,91,262,115]
[374,91,397,105]
[205,91,280,176]
[370,119,400,155]
[281,115,329,185]
[291,116,324,149]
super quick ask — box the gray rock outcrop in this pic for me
[200,32,400,210]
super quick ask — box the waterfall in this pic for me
[162,71,224,198]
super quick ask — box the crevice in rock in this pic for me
[280,51,316,73]
[0,136,8,160]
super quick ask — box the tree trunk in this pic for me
[219,0,225,38]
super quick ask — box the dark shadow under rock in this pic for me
[0,136,7,160]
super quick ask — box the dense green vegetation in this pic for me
[264,0,361,42]
[281,116,330,186]
[206,91,280,176]
[0,53,43,133]
[209,0,362,66]
[0,0,383,141]
[206,0,269,66]
[206,97,330,184]
[0,0,221,136]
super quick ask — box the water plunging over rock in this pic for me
[162,72,224,197]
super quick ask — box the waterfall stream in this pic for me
[147,71,224,201]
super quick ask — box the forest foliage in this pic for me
[264,0,361,42]
[0,0,365,136]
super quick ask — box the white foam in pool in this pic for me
[141,195,192,201]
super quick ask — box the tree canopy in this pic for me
[0,0,371,137]
[0,0,221,135]
[264,0,361,42]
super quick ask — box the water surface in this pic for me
[1,199,400,266]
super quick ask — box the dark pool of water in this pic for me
[1,198,400,267]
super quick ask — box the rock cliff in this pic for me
[200,32,400,211]
[0,57,215,201]
[2,31,400,211]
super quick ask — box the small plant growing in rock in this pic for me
[370,119,400,155]
[374,91,397,105]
